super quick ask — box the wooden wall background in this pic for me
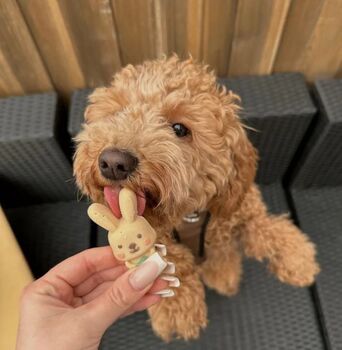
[0,0,341,99]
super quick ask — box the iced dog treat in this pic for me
[88,188,178,296]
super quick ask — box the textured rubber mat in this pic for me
[291,79,342,188]
[292,188,342,350]
[5,201,91,278]
[290,78,342,350]
[259,182,289,215]
[0,93,75,203]
[219,74,316,184]
[100,186,323,350]
[68,88,93,138]
[101,263,322,350]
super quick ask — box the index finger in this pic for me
[44,246,121,287]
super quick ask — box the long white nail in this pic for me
[161,275,180,287]
[164,262,175,274]
[154,244,167,256]
[154,289,175,298]
[145,252,167,275]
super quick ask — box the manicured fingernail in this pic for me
[154,289,175,298]
[161,275,180,287]
[164,262,175,274]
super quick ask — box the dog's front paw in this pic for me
[148,276,207,341]
[200,260,241,296]
[269,241,320,287]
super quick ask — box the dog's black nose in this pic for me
[129,243,137,250]
[99,148,138,181]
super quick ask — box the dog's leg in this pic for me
[200,236,242,296]
[240,189,320,286]
[148,239,207,341]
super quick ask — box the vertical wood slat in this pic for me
[111,0,157,65]
[202,0,237,76]
[229,0,291,76]
[275,0,342,81]
[186,0,204,59]
[18,0,121,98]
[1,0,342,97]
[154,0,188,57]
[18,0,84,97]
[0,0,52,96]
[58,0,121,86]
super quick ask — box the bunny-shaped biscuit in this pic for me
[88,188,176,275]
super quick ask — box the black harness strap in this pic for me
[172,211,211,263]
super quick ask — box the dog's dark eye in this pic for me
[137,233,142,239]
[172,123,189,137]
[118,244,123,249]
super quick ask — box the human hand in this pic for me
[16,246,168,350]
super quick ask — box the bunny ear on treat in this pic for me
[119,188,138,222]
[88,203,119,231]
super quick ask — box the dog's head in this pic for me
[74,56,256,223]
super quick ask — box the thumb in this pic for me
[83,258,165,331]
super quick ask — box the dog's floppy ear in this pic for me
[119,188,137,223]
[208,97,257,217]
[84,87,125,124]
[88,203,119,231]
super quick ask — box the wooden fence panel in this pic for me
[18,0,121,97]
[274,0,342,80]
[58,0,121,86]
[0,0,341,97]
[111,0,157,65]
[228,0,291,76]
[18,0,84,97]
[0,0,52,96]
[202,0,237,76]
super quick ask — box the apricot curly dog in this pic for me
[74,56,320,341]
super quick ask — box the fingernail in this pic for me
[164,262,176,274]
[154,289,175,298]
[161,275,180,287]
[129,254,166,290]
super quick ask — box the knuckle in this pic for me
[107,286,131,309]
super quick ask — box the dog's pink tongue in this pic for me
[104,186,146,218]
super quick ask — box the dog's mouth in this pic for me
[104,186,146,218]
[104,186,159,218]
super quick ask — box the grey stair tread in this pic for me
[292,187,342,350]
[68,88,93,138]
[0,93,75,203]
[291,79,342,188]
[219,74,316,184]
[219,73,316,118]
[289,78,342,349]
[0,93,57,141]
[259,182,289,215]
[100,185,323,350]
[101,261,322,350]
[315,79,342,123]
[5,201,91,278]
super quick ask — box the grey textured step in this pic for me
[290,78,342,350]
[68,88,93,138]
[0,93,75,203]
[291,79,342,188]
[219,73,316,184]
[99,184,323,350]
[292,187,342,350]
[5,201,91,278]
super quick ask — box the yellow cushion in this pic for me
[0,207,33,350]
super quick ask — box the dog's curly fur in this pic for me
[74,56,320,341]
